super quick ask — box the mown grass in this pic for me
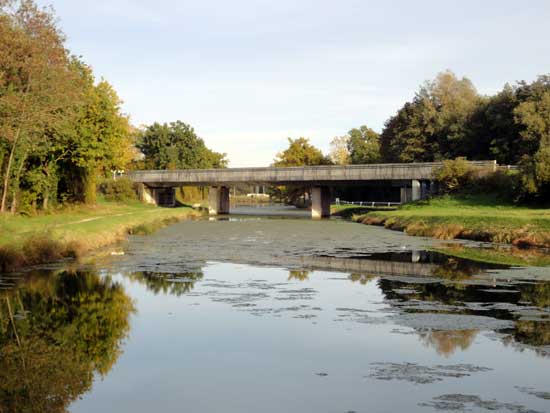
[0,198,202,272]
[352,194,550,248]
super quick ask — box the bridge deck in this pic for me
[127,161,496,186]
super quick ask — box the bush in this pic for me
[433,158,472,193]
[467,170,521,202]
[98,177,137,202]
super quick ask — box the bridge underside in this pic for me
[137,179,435,219]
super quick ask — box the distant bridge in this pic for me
[127,160,497,218]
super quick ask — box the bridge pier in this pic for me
[400,179,430,203]
[311,186,331,219]
[412,179,421,201]
[208,186,230,215]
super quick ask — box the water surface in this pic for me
[2,210,549,412]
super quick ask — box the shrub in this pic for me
[433,158,473,193]
[467,170,521,202]
[98,177,137,202]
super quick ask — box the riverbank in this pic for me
[0,200,202,272]
[350,195,550,248]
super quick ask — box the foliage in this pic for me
[136,121,227,170]
[380,71,480,163]
[0,1,134,213]
[347,125,381,164]
[271,137,330,205]
[466,170,521,202]
[379,70,550,201]
[513,77,550,198]
[328,135,350,165]
[273,137,330,167]
[433,158,472,193]
[98,177,137,202]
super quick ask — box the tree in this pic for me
[513,76,550,196]
[328,135,350,165]
[273,137,329,167]
[63,70,132,204]
[271,137,329,205]
[0,0,81,212]
[380,70,481,163]
[347,125,381,164]
[136,121,227,170]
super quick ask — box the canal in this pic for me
[1,207,549,412]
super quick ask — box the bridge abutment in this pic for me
[208,186,230,215]
[138,184,176,207]
[138,184,158,205]
[311,186,331,219]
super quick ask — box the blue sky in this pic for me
[39,0,550,166]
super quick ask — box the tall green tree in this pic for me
[347,125,381,164]
[513,76,550,196]
[63,66,132,204]
[136,121,227,170]
[0,0,81,212]
[380,70,481,163]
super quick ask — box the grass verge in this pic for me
[348,194,550,248]
[0,199,202,272]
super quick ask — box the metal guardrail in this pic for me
[336,200,401,207]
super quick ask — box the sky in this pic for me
[37,0,550,166]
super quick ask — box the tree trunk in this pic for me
[83,168,97,205]
[43,192,49,210]
[0,130,20,213]
[10,151,28,214]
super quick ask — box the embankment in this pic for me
[0,200,202,272]
[348,195,550,248]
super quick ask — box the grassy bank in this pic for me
[0,199,202,272]
[350,195,550,248]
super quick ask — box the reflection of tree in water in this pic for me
[0,270,135,413]
[520,282,550,308]
[126,271,204,296]
[287,270,310,281]
[349,273,378,285]
[377,278,550,357]
[429,258,481,282]
[418,329,479,357]
[510,320,550,347]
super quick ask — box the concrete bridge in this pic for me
[127,160,496,218]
